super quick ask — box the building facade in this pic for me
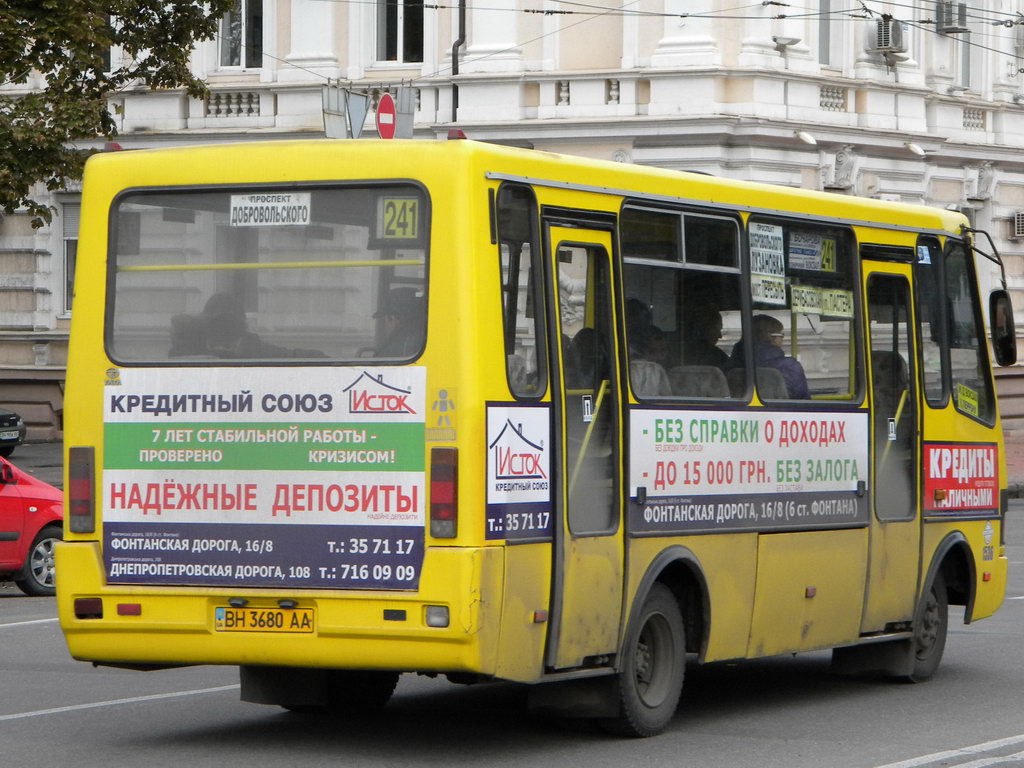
[4,0,1024,436]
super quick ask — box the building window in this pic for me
[63,203,80,313]
[955,32,982,92]
[377,0,423,63]
[817,0,843,67]
[220,0,263,68]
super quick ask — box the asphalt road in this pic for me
[1,500,1023,767]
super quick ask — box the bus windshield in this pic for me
[107,184,428,364]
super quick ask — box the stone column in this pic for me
[279,0,340,81]
[461,0,522,73]
[651,0,718,68]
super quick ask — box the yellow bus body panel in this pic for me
[494,543,553,682]
[747,529,869,658]
[58,540,505,672]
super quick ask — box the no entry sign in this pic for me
[376,93,396,139]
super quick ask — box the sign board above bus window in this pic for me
[752,275,787,306]
[821,289,855,319]
[790,284,821,315]
[229,193,311,227]
[749,222,784,277]
[750,222,787,307]
[789,232,837,272]
[376,197,421,240]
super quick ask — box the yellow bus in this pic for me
[58,139,1017,736]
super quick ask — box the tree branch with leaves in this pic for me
[0,0,236,225]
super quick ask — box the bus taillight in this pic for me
[430,447,458,538]
[68,446,96,534]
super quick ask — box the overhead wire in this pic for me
[205,0,1024,91]
[418,0,644,82]
[856,0,1024,72]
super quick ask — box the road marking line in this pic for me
[953,748,1024,768]
[876,734,1024,767]
[0,685,239,722]
[1006,596,1024,600]
[0,618,58,628]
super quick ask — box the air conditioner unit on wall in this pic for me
[1011,212,1024,239]
[868,19,908,53]
[936,1,969,34]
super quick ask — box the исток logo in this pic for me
[342,372,416,415]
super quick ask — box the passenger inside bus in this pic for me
[568,327,596,387]
[375,288,424,358]
[743,314,810,399]
[733,317,811,403]
[625,298,673,396]
[169,293,323,359]
[682,304,729,370]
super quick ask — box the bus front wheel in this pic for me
[903,572,948,683]
[600,582,685,737]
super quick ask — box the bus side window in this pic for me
[944,241,995,423]
[620,206,743,400]
[746,219,860,402]
[914,237,946,406]
[497,185,546,398]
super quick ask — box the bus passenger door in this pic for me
[544,225,624,670]
[862,269,920,630]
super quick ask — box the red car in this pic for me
[0,458,63,596]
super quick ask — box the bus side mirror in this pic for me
[990,289,1017,367]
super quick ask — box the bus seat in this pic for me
[668,365,728,398]
[726,368,746,398]
[755,367,788,400]
[630,360,672,397]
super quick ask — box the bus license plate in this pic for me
[214,606,315,634]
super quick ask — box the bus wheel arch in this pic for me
[926,532,976,621]
[598,547,707,737]
[639,549,710,659]
[600,581,685,737]
[901,533,973,683]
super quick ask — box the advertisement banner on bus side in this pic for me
[922,441,999,516]
[628,408,869,534]
[101,367,427,590]
[484,404,553,541]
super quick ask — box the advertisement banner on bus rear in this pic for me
[101,367,426,590]
[628,408,869,534]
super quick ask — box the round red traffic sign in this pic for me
[376,93,397,139]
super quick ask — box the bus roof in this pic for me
[84,139,966,238]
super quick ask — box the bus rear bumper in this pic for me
[56,541,504,676]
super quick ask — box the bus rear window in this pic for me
[107,185,428,364]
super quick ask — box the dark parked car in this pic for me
[0,457,62,595]
[0,408,26,457]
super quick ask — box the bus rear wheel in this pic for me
[283,670,400,715]
[600,583,685,737]
[903,572,948,683]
